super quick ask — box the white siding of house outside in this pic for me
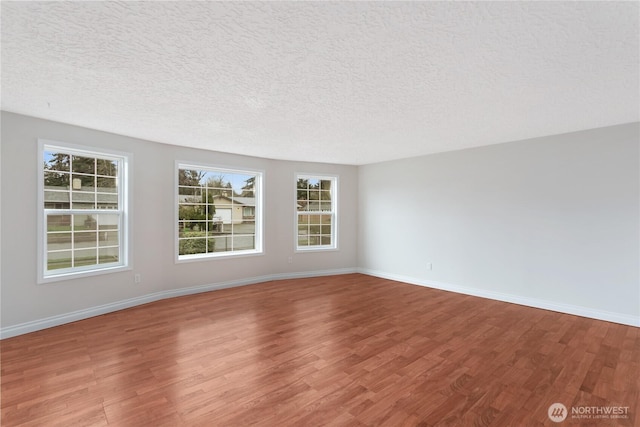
[216,209,232,224]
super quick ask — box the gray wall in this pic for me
[358,123,639,325]
[2,112,638,335]
[1,112,358,335]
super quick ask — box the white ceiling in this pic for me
[2,2,638,165]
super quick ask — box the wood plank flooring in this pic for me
[1,274,639,426]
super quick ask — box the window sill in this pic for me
[295,246,339,253]
[176,249,264,263]
[39,264,131,284]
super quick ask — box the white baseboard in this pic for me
[0,268,357,339]
[358,268,640,328]
[4,267,635,339]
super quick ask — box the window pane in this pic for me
[74,231,97,249]
[47,214,71,232]
[97,177,117,192]
[97,194,118,209]
[234,221,255,234]
[98,247,119,264]
[74,214,97,231]
[179,225,197,237]
[44,152,70,172]
[47,232,72,249]
[96,159,117,177]
[71,174,95,191]
[204,235,219,252]
[45,191,70,209]
[179,238,207,255]
[210,219,223,233]
[71,193,96,209]
[44,171,69,190]
[98,230,119,247]
[97,214,119,230]
[74,249,97,266]
[232,235,255,251]
[48,251,72,270]
[179,185,200,197]
[71,156,95,174]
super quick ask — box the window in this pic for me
[177,164,262,260]
[296,175,337,250]
[38,140,130,281]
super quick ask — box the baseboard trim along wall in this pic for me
[358,268,639,328]
[0,268,357,339]
[3,267,636,339]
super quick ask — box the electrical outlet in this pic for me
[134,274,142,283]
[287,256,293,264]
[426,263,432,271]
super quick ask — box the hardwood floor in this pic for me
[1,274,638,426]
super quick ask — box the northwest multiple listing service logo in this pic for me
[548,403,630,423]
[548,403,568,423]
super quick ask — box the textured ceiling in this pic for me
[2,2,638,165]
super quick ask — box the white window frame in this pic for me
[295,174,338,252]
[37,139,132,283]
[175,161,264,262]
